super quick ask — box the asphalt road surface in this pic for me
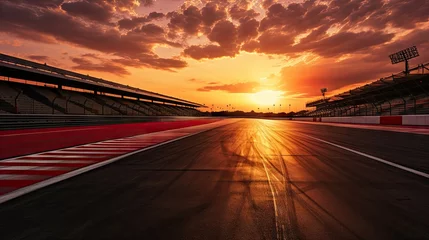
[1,119,429,240]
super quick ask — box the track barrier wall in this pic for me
[292,115,429,126]
[0,114,213,130]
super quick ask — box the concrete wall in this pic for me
[402,115,429,126]
[293,115,429,126]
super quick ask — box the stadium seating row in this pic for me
[304,95,429,117]
[0,81,203,116]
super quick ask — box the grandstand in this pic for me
[0,54,204,116]
[305,63,429,117]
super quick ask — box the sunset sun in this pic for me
[251,90,284,106]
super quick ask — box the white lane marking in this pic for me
[1,160,96,164]
[22,155,109,159]
[99,140,159,142]
[0,127,105,137]
[305,135,429,179]
[91,143,150,146]
[0,119,239,204]
[0,166,71,171]
[260,153,281,239]
[72,147,139,151]
[0,174,47,180]
[49,151,126,154]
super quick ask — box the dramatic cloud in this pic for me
[184,44,238,60]
[61,1,114,24]
[118,12,164,30]
[1,0,428,98]
[118,17,150,29]
[201,2,227,26]
[167,6,203,36]
[301,31,395,58]
[229,3,259,20]
[0,0,186,71]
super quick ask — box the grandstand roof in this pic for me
[0,53,204,108]
[306,63,429,109]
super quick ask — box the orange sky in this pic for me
[1,0,428,112]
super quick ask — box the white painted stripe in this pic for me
[22,155,108,159]
[305,135,429,179]
[49,151,126,154]
[1,159,96,164]
[0,127,105,137]
[103,140,159,142]
[91,143,149,146]
[0,174,47,180]
[70,147,138,151]
[0,166,70,171]
[0,119,238,204]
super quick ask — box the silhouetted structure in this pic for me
[306,63,429,117]
[0,54,204,116]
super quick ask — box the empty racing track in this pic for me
[1,119,429,240]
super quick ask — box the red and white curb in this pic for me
[0,119,238,204]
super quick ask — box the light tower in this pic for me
[389,46,419,75]
[321,88,328,100]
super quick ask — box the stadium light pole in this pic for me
[389,46,419,75]
[321,88,327,100]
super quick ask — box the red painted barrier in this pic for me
[0,119,219,159]
[379,116,402,125]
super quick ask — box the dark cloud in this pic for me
[256,30,295,54]
[118,17,150,29]
[183,19,240,60]
[114,55,187,71]
[299,25,329,44]
[197,81,259,93]
[301,31,395,58]
[61,1,113,24]
[259,2,326,33]
[229,3,259,20]
[201,2,227,26]
[361,0,429,29]
[184,44,238,60]
[27,55,50,62]
[148,12,165,20]
[71,56,129,76]
[0,1,186,71]
[237,17,259,42]
[208,20,237,47]
[13,0,63,8]
[167,6,202,36]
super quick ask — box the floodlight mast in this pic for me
[321,88,327,100]
[389,46,419,75]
